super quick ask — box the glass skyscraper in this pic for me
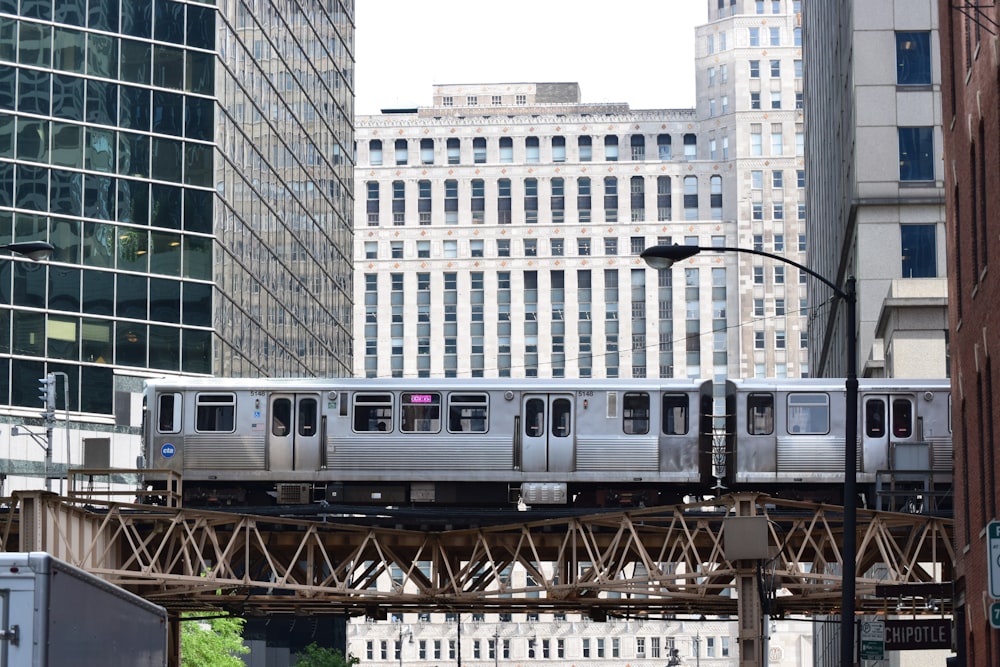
[0,0,354,419]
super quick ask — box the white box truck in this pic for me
[0,552,167,666]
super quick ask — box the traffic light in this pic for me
[38,374,56,419]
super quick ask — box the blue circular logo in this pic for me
[161,443,176,458]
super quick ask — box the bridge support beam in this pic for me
[727,494,769,667]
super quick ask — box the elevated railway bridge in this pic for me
[0,490,954,666]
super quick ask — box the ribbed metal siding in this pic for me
[575,438,658,470]
[185,436,266,470]
[776,436,850,473]
[327,435,512,470]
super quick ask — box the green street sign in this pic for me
[991,602,1000,629]
[860,620,885,660]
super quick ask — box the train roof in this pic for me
[143,376,950,395]
[142,376,714,393]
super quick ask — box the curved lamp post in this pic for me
[642,243,858,667]
[1,241,55,261]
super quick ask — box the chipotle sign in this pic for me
[883,619,951,651]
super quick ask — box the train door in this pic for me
[521,393,574,473]
[268,393,321,471]
[862,393,917,474]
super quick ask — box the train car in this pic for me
[143,377,714,507]
[723,377,952,507]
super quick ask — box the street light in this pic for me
[1,241,55,261]
[397,624,412,667]
[642,243,858,667]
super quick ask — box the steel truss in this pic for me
[1,491,953,620]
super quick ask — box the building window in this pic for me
[630,135,646,160]
[605,237,618,255]
[657,134,671,160]
[491,95,502,105]
[896,31,931,85]
[552,136,566,162]
[466,95,477,106]
[368,139,382,165]
[770,59,781,76]
[750,92,761,109]
[578,238,591,256]
[473,137,486,164]
[898,127,934,181]
[749,60,760,78]
[499,136,513,163]
[604,135,619,161]
[578,136,593,161]
[551,238,564,256]
[447,138,460,165]
[515,94,526,105]
[683,134,696,159]
[749,27,760,46]
[497,239,510,257]
[420,138,433,165]
[901,223,937,277]
[769,27,780,45]
[526,136,539,163]
[442,96,453,106]
[683,175,698,220]
[394,139,408,165]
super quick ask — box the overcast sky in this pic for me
[354,1,708,115]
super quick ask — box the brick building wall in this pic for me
[938,3,1000,665]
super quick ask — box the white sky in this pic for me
[354,1,708,115]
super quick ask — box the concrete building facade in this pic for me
[354,3,811,382]
[803,0,949,380]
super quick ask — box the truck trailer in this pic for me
[0,552,167,666]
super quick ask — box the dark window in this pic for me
[401,392,441,432]
[892,399,913,438]
[157,393,178,432]
[623,392,649,434]
[901,223,936,277]
[272,397,291,436]
[895,31,931,85]
[747,393,774,435]
[195,393,235,432]
[354,393,393,432]
[662,394,689,435]
[898,127,934,181]
[786,393,830,435]
[525,398,545,436]
[298,398,317,436]
[865,399,886,437]
[551,398,572,437]
[448,394,488,433]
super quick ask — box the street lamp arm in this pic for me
[641,244,847,299]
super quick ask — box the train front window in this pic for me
[195,393,235,432]
[747,393,774,435]
[157,393,180,433]
[786,393,829,434]
[448,393,488,433]
[662,394,689,435]
[354,393,393,432]
[623,392,649,434]
[892,398,913,438]
[402,393,441,432]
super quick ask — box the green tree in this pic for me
[293,644,359,667]
[180,613,250,667]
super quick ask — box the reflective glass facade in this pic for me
[0,0,354,415]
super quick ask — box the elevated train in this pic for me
[142,377,952,510]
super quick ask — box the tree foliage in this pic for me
[293,644,359,667]
[180,613,250,667]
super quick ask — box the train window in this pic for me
[157,393,180,433]
[401,393,441,432]
[354,393,393,432]
[662,394,689,435]
[747,393,774,435]
[272,398,291,436]
[552,398,572,437]
[786,393,829,434]
[623,392,649,435]
[866,399,886,437]
[298,398,317,436]
[525,398,545,436]
[195,393,235,432]
[891,399,913,438]
[448,393,488,433]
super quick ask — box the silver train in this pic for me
[142,376,953,509]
